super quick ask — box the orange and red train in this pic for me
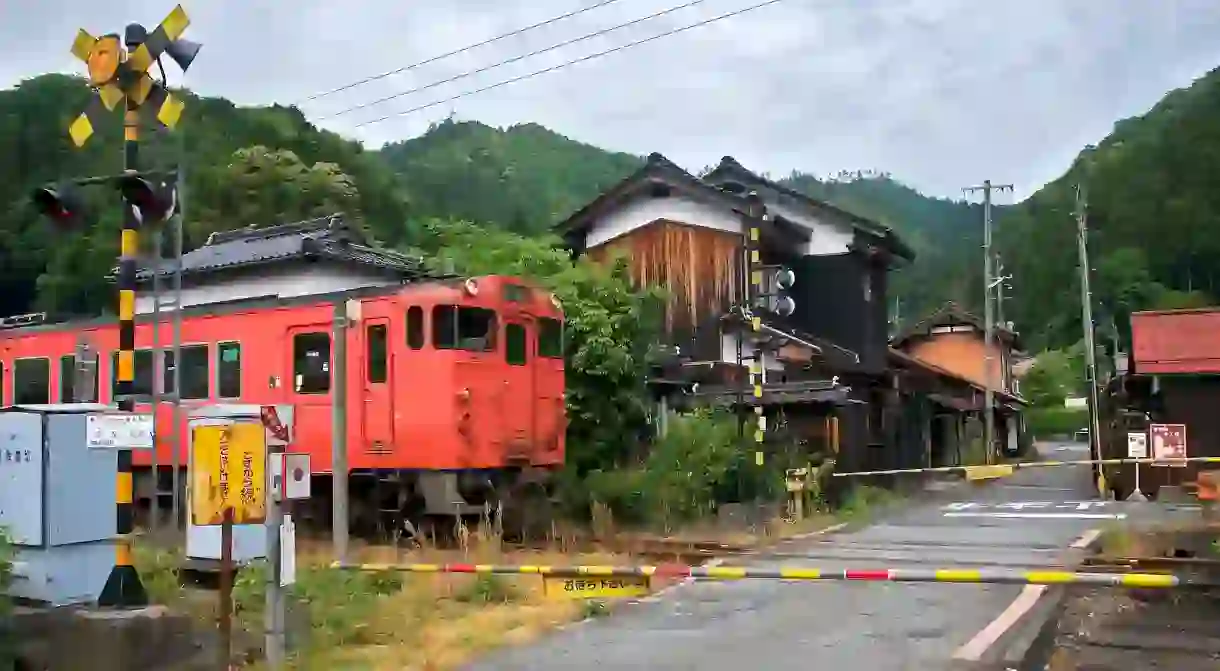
[0,274,566,537]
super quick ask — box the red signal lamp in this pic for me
[31,184,86,229]
[116,174,177,224]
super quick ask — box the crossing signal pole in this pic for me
[736,192,796,493]
[38,4,200,609]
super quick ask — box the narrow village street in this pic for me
[464,441,1200,670]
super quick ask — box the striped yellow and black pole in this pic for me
[745,192,766,467]
[97,74,149,610]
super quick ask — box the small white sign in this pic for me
[283,453,311,500]
[280,514,297,587]
[86,413,153,449]
[1126,432,1148,460]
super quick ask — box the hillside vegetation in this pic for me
[0,74,981,322]
[6,65,1218,355]
[994,66,1220,352]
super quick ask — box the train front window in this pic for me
[538,318,564,358]
[506,323,527,366]
[432,305,497,352]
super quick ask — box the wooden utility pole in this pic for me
[963,179,1012,465]
[1075,183,1105,498]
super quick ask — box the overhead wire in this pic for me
[352,0,788,129]
[319,0,710,120]
[297,0,625,104]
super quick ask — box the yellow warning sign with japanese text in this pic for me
[191,422,267,526]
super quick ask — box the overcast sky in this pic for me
[3,0,1219,200]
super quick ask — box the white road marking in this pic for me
[954,527,1101,661]
[943,512,1126,520]
[952,584,1047,660]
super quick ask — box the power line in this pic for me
[298,0,625,104]
[320,0,710,121]
[353,0,788,129]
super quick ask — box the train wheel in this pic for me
[500,483,554,543]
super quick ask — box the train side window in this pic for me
[111,350,155,397]
[293,332,331,394]
[59,355,75,403]
[14,358,50,405]
[406,306,425,350]
[538,318,564,358]
[164,345,210,400]
[218,342,241,398]
[506,324,527,366]
[366,324,388,383]
[0,362,5,404]
[432,305,496,352]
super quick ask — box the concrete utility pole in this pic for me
[963,180,1012,465]
[1074,183,1105,498]
[331,301,350,561]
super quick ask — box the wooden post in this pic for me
[218,507,234,671]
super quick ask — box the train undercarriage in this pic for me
[132,466,558,543]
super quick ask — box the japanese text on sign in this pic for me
[1150,423,1188,467]
[191,421,267,525]
[542,575,650,599]
[86,413,153,449]
[0,449,33,464]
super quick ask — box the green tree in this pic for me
[192,146,360,243]
[418,219,663,478]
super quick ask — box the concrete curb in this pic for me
[988,529,1106,669]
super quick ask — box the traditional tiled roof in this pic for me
[890,301,1020,349]
[553,152,747,236]
[135,214,424,281]
[702,156,915,261]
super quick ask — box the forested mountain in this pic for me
[0,72,979,323]
[9,65,1217,345]
[0,74,411,317]
[378,119,641,237]
[994,66,1220,352]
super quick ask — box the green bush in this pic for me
[583,408,782,529]
[1026,407,1090,438]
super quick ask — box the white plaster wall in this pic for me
[135,264,395,314]
[768,202,854,256]
[585,197,740,248]
[719,333,785,378]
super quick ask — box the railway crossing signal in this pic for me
[67,5,197,147]
[56,4,201,610]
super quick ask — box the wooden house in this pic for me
[890,301,1028,459]
[556,153,920,479]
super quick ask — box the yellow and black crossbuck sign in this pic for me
[67,5,194,147]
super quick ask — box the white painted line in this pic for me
[789,521,848,540]
[954,527,1102,661]
[943,512,1127,520]
[953,584,1047,661]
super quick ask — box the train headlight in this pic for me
[550,293,562,310]
[463,278,480,296]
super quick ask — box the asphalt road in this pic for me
[463,442,1183,671]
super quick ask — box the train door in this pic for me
[502,318,535,454]
[359,315,395,452]
[286,324,334,470]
